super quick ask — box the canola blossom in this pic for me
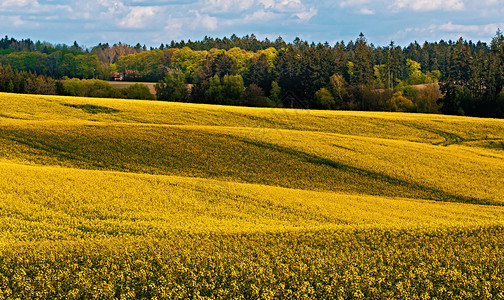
[1,92,504,298]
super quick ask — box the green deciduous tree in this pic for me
[269,81,282,107]
[387,91,416,112]
[406,59,427,85]
[454,85,472,115]
[329,74,347,108]
[60,78,123,98]
[123,83,155,100]
[171,47,209,82]
[205,75,224,104]
[241,84,273,107]
[155,70,189,102]
[315,87,335,109]
[416,84,441,113]
[212,52,238,77]
[221,74,244,105]
[116,49,163,81]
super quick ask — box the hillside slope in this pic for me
[1,92,504,206]
[3,161,504,242]
[2,92,504,298]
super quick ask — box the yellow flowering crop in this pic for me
[1,92,504,298]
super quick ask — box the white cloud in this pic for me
[438,21,501,35]
[0,15,38,27]
[393,21,503,42]
[392,0,465,11]
[192,10,218,30]
[1,0,39,7]
[9,0,502,49]
[68,0,127,20]
[272,0,304,12]
[339,0,371,8]
[358,7,374,14]
[340,0,467,14]
[202,0,306,13]
[339,0,374,15]
[119,6,158,28]
[438,22,479,32]
[198,0,315,29]
[0,0,71,14]
[100,0,128,15]
[203,0,255,12]
[295,7,317,21]
[164,17,184,37]
[12,16,28,26]
[258,0,275,8]
[218,8,279,26]
[243,9,278,22]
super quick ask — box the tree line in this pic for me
[0,65,154,100]
[1,33,504,117]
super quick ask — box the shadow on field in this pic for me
[0,122,495,206]
[240,139,492,206]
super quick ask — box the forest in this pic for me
[1,33,504,117]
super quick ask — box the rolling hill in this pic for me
[1,92,504,298]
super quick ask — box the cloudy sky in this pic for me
[1,0,503,48]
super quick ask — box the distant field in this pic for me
[1,92,504,298]
[108,81,157,95]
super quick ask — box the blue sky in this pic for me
[1,0,503,48]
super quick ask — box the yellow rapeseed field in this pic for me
[1,92,504,298]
